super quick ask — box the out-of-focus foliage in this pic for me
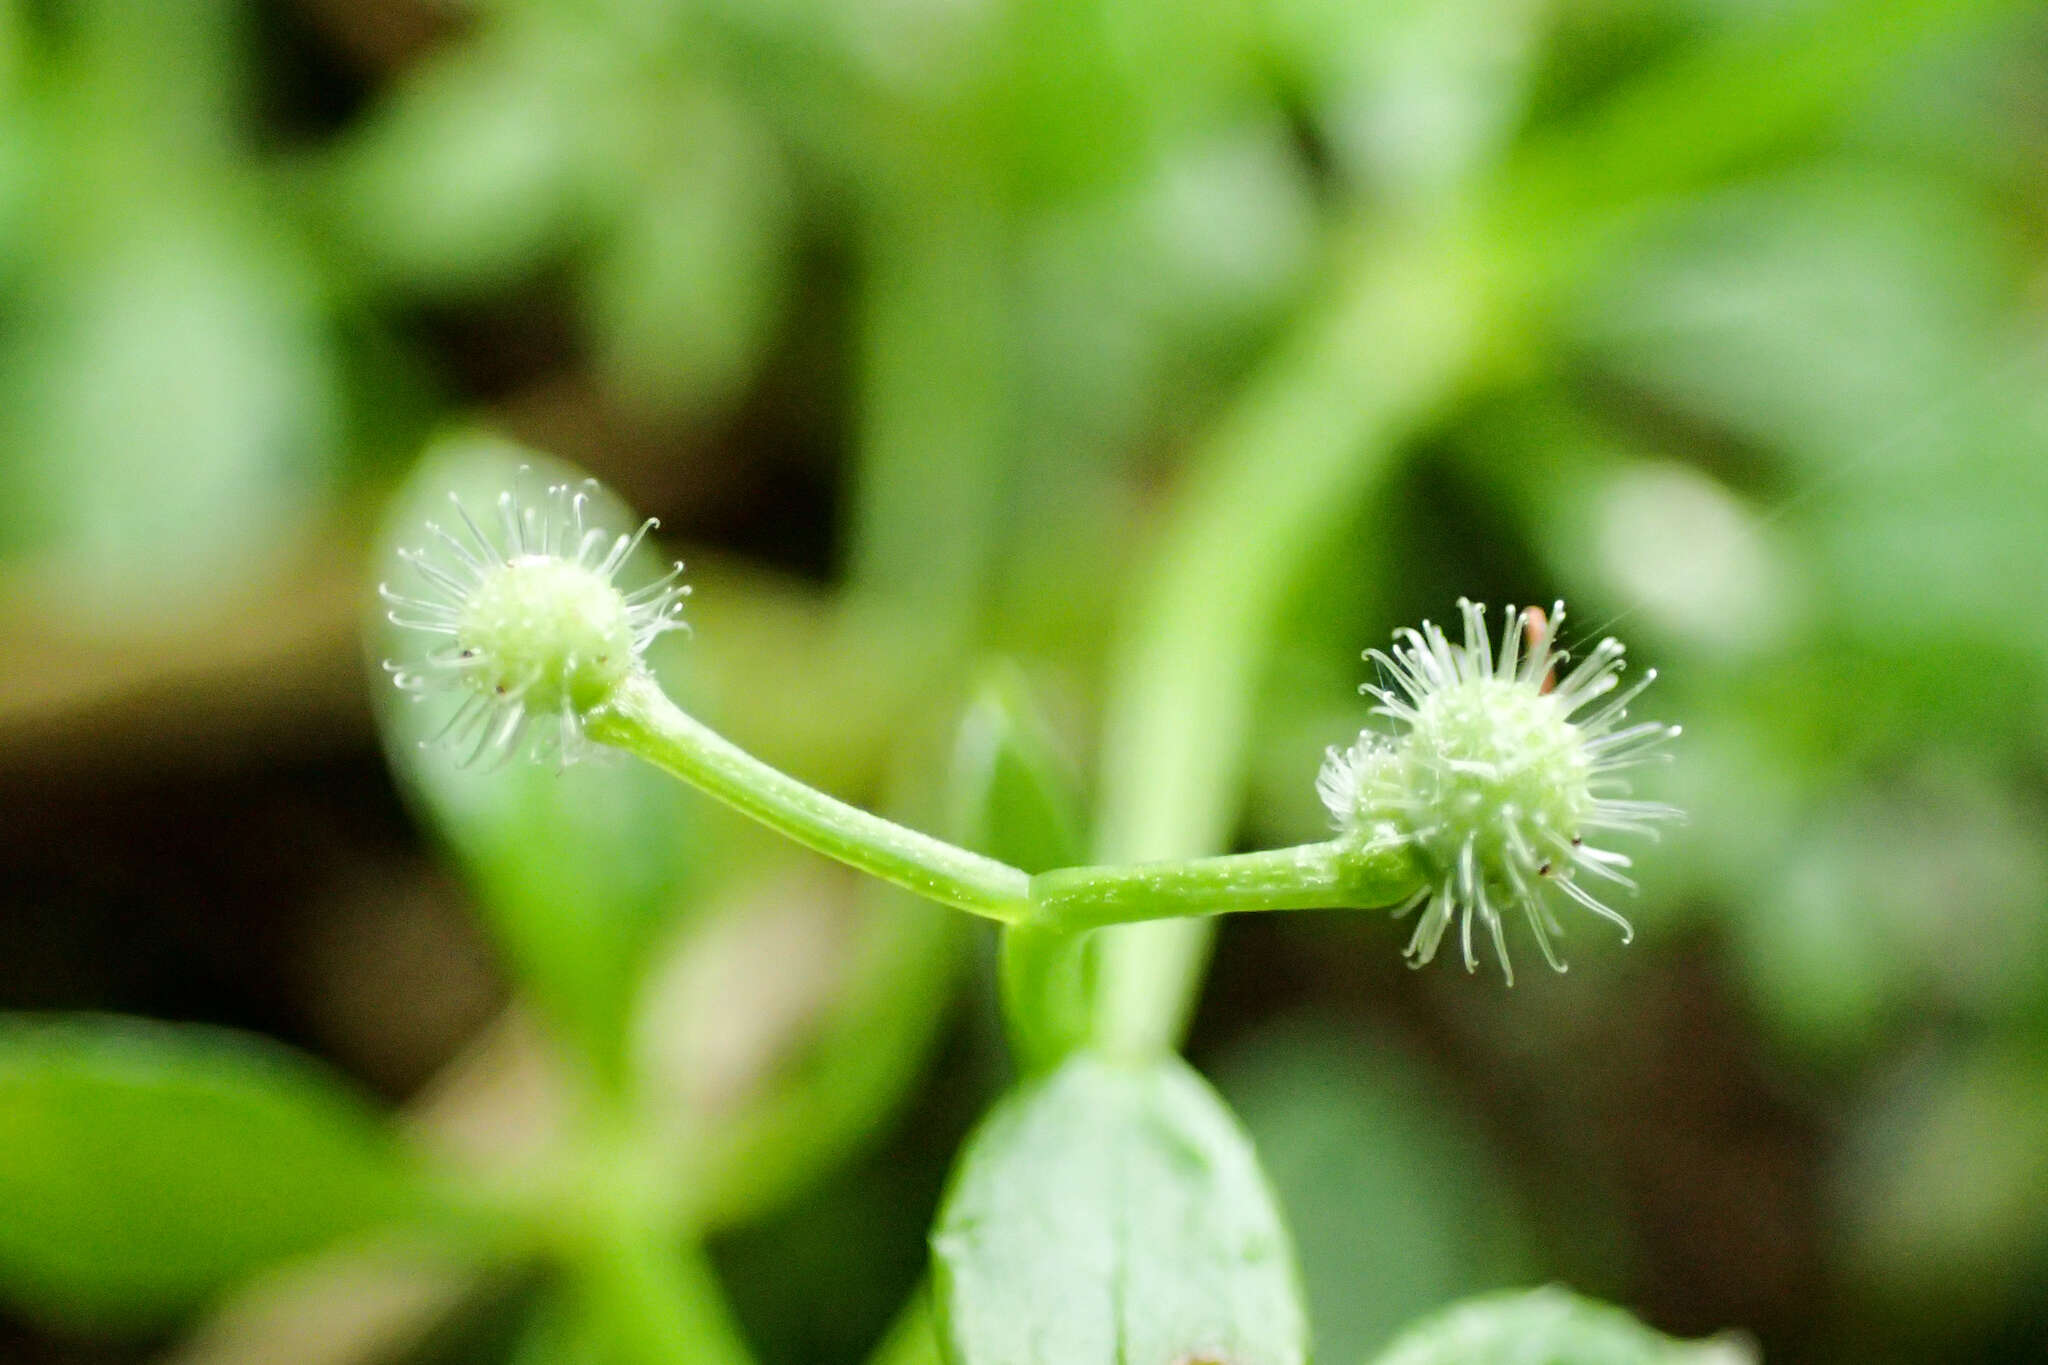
[1215,1015,1534,1364]
[1367,1287,1753,1365]
[0,1017,428,1330]
[2,0,2047,1362]
[331,1,791,422]
[0,2,341,624]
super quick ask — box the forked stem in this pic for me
[588,673,1427,934]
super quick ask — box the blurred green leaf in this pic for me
[933,1051,1307,1365]
[1835,1041,2048,1327]
[331,28,586,295]
[580,94,790,421]
[1137,126,1316,365]
[846,165,1010,635]
[0,1,344,626]
[1464,398,1807,661]
[373,434,704,1086]
[1256,0,1545,201]
[0,2,26,279]
[950,667,1087,877]
[866,1291,944,1365]
[987,1,1149,203]
[0,1015,425,1332]
[511,1231,755,1365]
[952,667,1093,1072]
[1502,0,2026,229]
[53,0,243,159]
[418,753,702,1085]
[0,206,337,617]
[1577,169,2013,460]
[1572,169,2048,656]
[1214,1015,1532,1363]
[564,1230,755,1365]
[1735,761,2048,1057]
[1846,10,2048,196]
[1012,125,1313,466]
[1367,1287,1753,1365]
[511,1289,604,1365]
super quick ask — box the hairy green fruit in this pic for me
[457,554,637,716]
[1319,600,1680,982]
[382,474,689,764]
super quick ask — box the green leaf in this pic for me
[951,668,1095,1073]
[0,204,337,617]
[1576,170,2010,469]
[511,1291,605,1365]
[1259,0,1545,201]
[330,28,584,295]
[0,1015,427,1332]
[581,93,789,423]
[950,666,1088,877]
[1367,1287,1753,1365]
[932,1052,1307,1365]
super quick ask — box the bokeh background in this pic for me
[4,0,2048,1362]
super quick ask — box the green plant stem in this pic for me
[864,1284,943,1365]
[573,1227,755,1365]
[846,154,1009,646]
[999,925,1095,1073]
[545,1102,753,1365]
[592,673,1033,921]
[1031,841,1422,933]
[1086,220,1498,1057]
[592,675,1430,941]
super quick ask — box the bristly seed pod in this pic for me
[380,472,690,766]
[1317,599,1680,983]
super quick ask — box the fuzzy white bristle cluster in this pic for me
[380,474,689,766]
[1317,599,1680,983]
